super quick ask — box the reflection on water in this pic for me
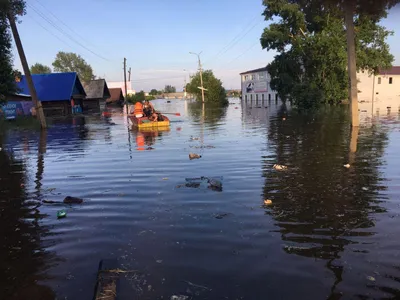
[1,99,400,299]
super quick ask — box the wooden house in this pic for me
[16,72,86,116]
[106,88,124,107]
[83,79,111,112]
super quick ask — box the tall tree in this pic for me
[164,85,176,93]
[149,89,158,96]
[30,63,51,74]
[330,0,400,126]
[0,0,26,103]
[260,0,395,117]
[186,70,228,106]
[52,51,95,83]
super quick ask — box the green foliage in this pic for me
[149,89,158,96]
[186,70,228,106]
[126,91,156,104]
[261,0,395,109]
[164,85,176,93]
[52,51,95,83]
[30,63,52,74]
[0,0,26,103]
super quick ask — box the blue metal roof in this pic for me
[16,72,86,102]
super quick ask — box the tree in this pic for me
[30,63,51,74]
[329,0,400,126]
[164,85,176,93]
[0,0,26,103]
[149,89,158,96]
[186,70,228,106]
[260,0,395,114]
[52,51,95,83]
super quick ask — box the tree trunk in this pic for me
[344,1,360,127]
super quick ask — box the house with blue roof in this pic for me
[16,72,86,116]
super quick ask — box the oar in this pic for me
[159,112,181,116]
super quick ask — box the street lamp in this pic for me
[189,51,206,103]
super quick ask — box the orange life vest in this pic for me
[134,102,144,115]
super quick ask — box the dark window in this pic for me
[245,95,247,101]
[256,94,259,101]
[262,94,265,101]
[389,77,393,84]
[250,94,253,101]
[275,94,278,101]
[268,94,271,101]
[378,77,381,84]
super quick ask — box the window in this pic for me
[245,95,247,101]
[389,77,393,84]
[250,94,253,101]
[275,94,278,101]
[268,94,271,101]
[378,77,381,84]
[262,94,265,101]
[259,72,265,80]
[251,74,256,80]
[256,94,259,101]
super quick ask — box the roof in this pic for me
[379,66,400,76]
[83,79,111,99]
[240,66,268,75]
[16,72,86,102]
[107,88,124,102]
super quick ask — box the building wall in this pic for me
[83,98,100,112]
[241,70,278,102]
[107,81,136,96]
[357,71,400,113]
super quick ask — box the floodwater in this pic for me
[1,98,400,300]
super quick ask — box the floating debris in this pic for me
[171,295,189,300]
[215,213,231,219]
[189,137,199,141]
[273,164,287,171]
[156,260,163,264]
[282,117,286,121]
[343,164,351,169]
[189,153,202,160]
[190,145,215,149]
[57,210,67,219]
[367,276,376,282]
[63,196,83,204]
[264,199,273,205]
[162,178,169,180]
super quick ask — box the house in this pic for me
[83,79,111,111]
[16,72,86,116]
[357,66,400,113]
[107,81,136,96]
[0,93,34,120]
[239,67,279,102]
[106,88,124,106]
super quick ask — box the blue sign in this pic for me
[0,101,34,120]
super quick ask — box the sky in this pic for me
[11,0,400,92]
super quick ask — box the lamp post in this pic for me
[189,52,205,103]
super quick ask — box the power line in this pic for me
[214,41,259,73]
[32,0,99,49]
[27,3,109,61]
[204,13,260,65]
[27,14,74,49]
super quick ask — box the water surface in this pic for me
[1,99,400,299]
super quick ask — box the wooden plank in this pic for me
[92,259,119,300]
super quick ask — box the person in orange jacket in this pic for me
[133,101,144,118]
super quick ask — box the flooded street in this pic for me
[2,98,400,299]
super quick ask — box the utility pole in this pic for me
[8,12,47,129]
[190,52,206,103]
[123,58,128,114]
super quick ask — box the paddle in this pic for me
[158,112,181,116]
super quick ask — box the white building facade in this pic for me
[240,67,279,102]
[357,67,400,113]
[107,81,136,96]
